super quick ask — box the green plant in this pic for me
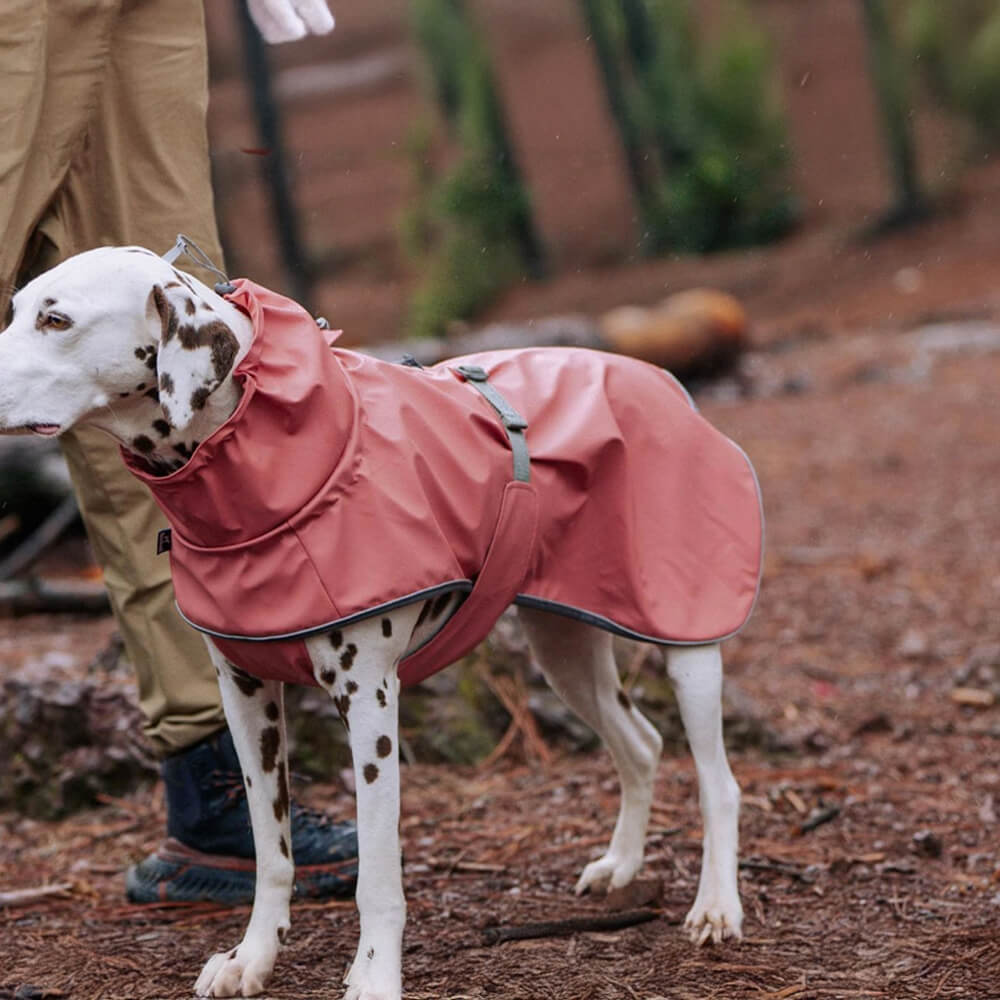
[904,0,1000,147]
[582,0,795,254]
[657,7,795,250]
[405,0,543,338]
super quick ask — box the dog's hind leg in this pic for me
[666,643,742,945]
[517,607,663,894]
[194,646,293,998]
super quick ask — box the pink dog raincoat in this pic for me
[124,281,763,687]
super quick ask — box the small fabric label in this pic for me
[156,529,172,554]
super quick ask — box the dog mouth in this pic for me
[0,424,61,437]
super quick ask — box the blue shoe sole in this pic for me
[125,838,358,905]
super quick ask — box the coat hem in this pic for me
[176,586,756,648]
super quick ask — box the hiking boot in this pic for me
[125,728,357,904]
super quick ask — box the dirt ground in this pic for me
[3,2,1000,998]
[3,311,1000,1000]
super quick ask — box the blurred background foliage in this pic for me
[903,0,1000,147]
[199,0,1000,339]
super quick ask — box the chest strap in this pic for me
[397,480,538,686]
[456,364,531,483]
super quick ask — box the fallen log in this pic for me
[0,579,109,616]
[363,289,748,378]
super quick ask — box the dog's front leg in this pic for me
[194,645,293,998]
[309,612,416,1000]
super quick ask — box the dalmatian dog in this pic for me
[0,247,745,1000]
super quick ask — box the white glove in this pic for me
[246,0,335,43]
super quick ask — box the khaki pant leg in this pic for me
[59,428,227,755]
[2,0,230,755]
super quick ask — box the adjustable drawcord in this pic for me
[162,234,236,295]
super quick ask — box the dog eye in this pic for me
[38,311,73,331]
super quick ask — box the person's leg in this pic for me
[5,0,356,903]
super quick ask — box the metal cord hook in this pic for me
[162,235,236,295]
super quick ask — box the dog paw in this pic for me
[684,894,743,947]
[342,989,400,1000]
[574,852,642,895]
[342,951,401,1000]
[194,946,276,998]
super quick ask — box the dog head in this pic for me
[0,246,250,464]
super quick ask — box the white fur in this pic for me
[0,247,744,1000]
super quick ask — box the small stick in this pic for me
[739,858,814,883]
[799,804,841,835]
[426,858,508,875]
[0,883,73,907]
[482,908,658,945]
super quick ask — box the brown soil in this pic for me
[3,2,1000,999]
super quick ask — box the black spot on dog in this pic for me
[279,836,289,859]
[430,592,452,619]
[118,391,131,398]
[185,298,196,316]
[273,760,290,821]
[334,693,351,730]
[376,688,387,708]
[145,387,160,403]
[266,701,280,722]
[132,434,154,454]
[208,323,239,381]
[190,385,211,411]
[246,775,252,788]
[230,665,263,697]
[164,281,182,290]
[381,618,392,638]
[159,372,175,395]
[320,668,336,687]
[260,726,281,773]
[136,382,147,392]
[173,319,239,385]
[367,947,374,960]
[153,419,170,438]
[340,643,357,670]
[144,351,158,371]
[329,629,343,649]
[376,735,392,758]
[150,286,178,344]
[346,680,358,695]
[177,322,199,350]
[173,440,197,460]
[617,689,632,711]
[171,269,197,294]
[363,763,379,784]
[229,949,238,960]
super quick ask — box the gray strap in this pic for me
[162,234,236,295]
[456,364,531,483]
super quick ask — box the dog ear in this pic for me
[147,283,239,432]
